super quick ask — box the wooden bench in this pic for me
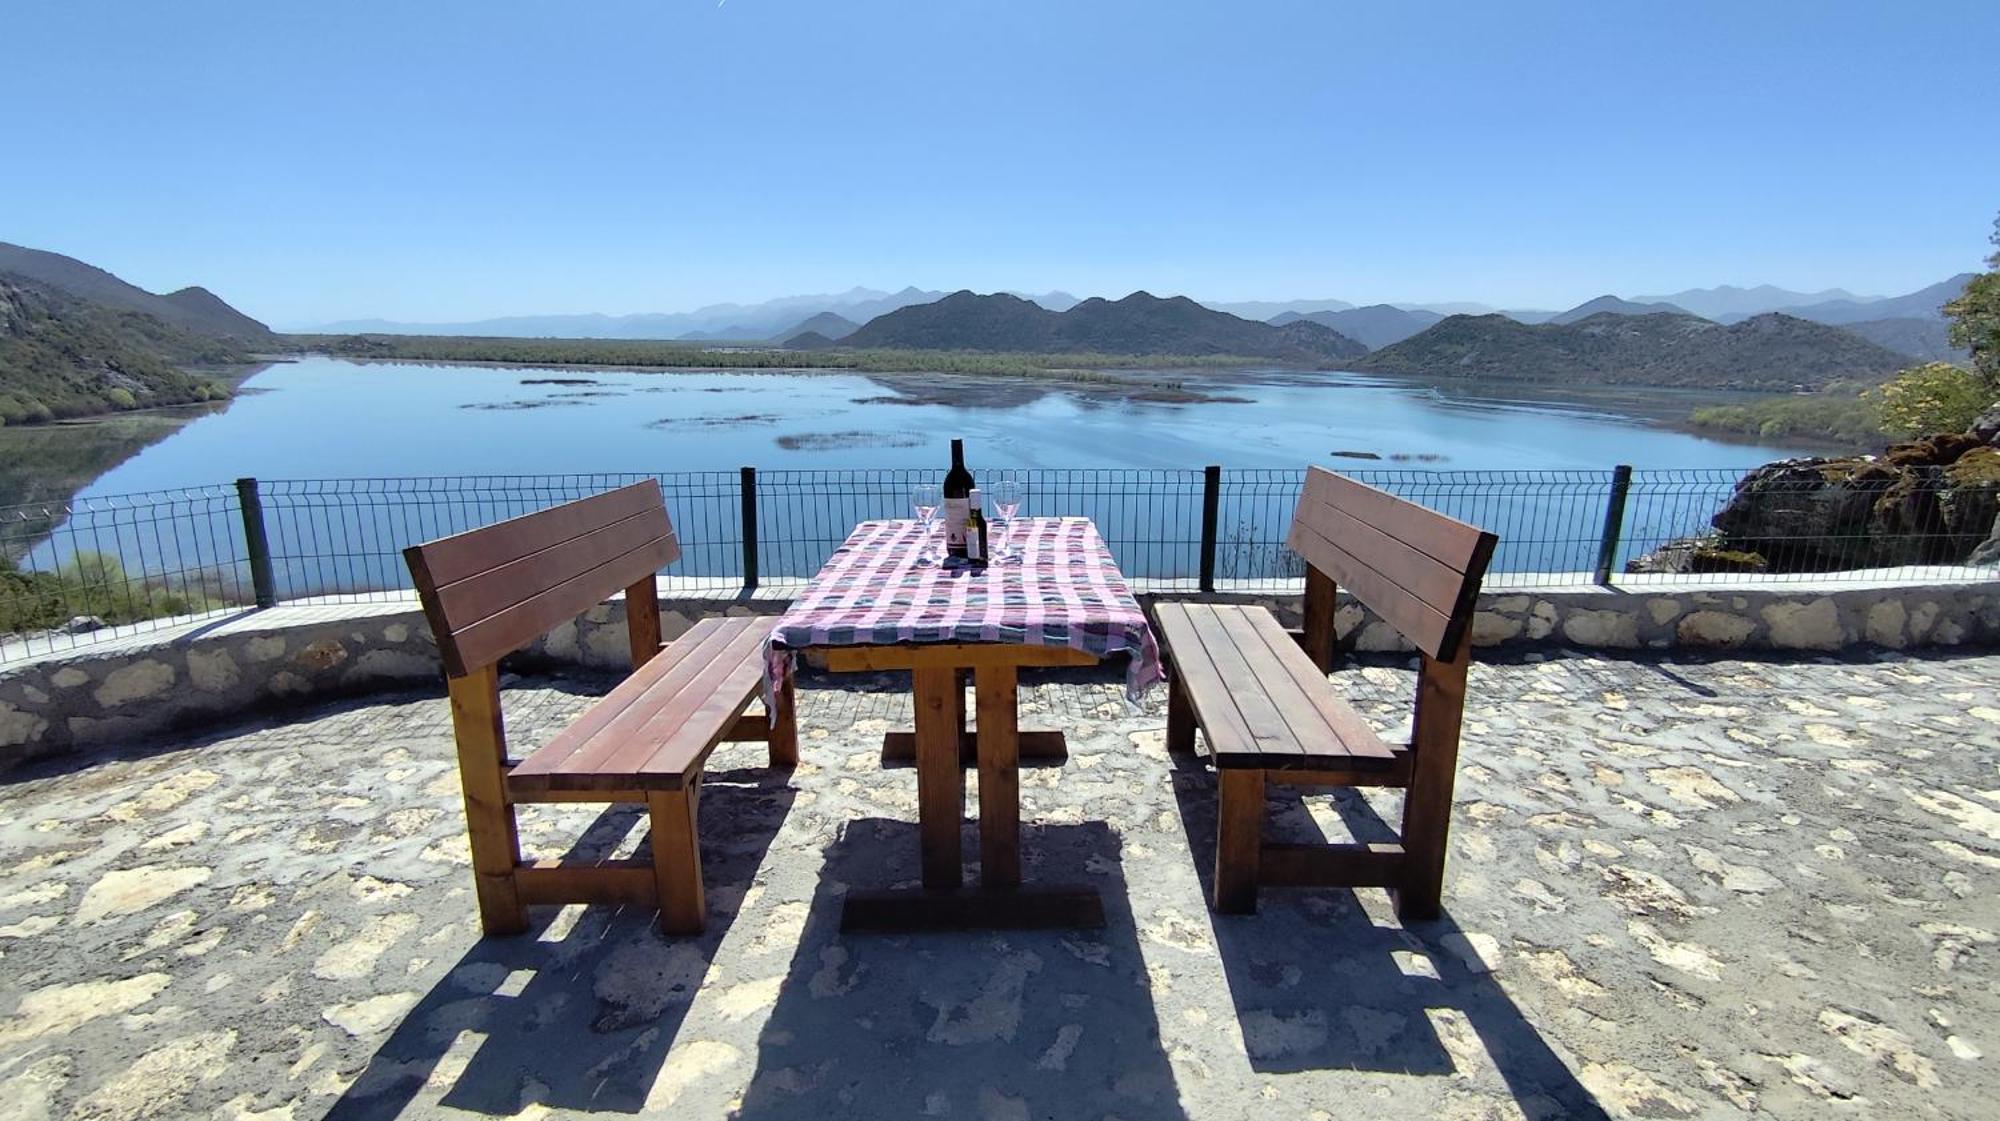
[1154,466,1497,920]
[404,480,796,936]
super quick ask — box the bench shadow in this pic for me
[323,760,795,1119]
[729,817,1192,1121]
[1168,756,1611,1118]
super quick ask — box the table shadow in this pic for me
[1168,755,1611,1116]
[322,762,795,1118]
[729,817,1192,1121]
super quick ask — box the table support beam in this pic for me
[912,665,965,890]
[975,663,1021,887]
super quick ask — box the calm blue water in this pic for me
[78,358,1801,486]
[39,358,1812,594]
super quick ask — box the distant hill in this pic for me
[768,311,859,343]
[1838,317,1968,364]
[676,325,763,341]
[778,330,839,350]
[1200,297,1356,321]
[1634,283,1874,321]
[843,291,1367,362]
[1548,295,1696,325]
[1269,305,1444,349]
[0,242,271,344]
[1748,274,1977,326]
[1350,310,1911,391]
[0,275,234,423]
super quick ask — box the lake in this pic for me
[75,357,1811,487]
[26,358,1823,596]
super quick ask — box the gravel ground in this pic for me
[0,649,1995,1120]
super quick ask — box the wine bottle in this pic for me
[942,438,974,561]
[966,488,989,568]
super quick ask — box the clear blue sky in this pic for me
[7,1,1994,327]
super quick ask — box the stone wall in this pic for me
[1218,582,2000,654]
[1,582,1994,770]
[0,597,785,771]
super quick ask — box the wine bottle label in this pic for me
[967,524,983,562]
[943,498,969,547]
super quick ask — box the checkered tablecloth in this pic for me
[766,517,1164,700]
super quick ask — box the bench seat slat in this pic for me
[507,617,741,776]
[1208,605,1332,761]
[507,617,770,792]
[1230,605,1398,769]
[1152,603,1262,761]
[1181,603,1303,759]
[1154,603,1397,771]
[591,624,769,783]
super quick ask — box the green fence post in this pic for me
[1594,465,1633,587]
[236,477,277,608]
[740,466,759,592]
[1198,465,1222,593]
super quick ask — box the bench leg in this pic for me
[649,780,707,935]
[767,672,799,770]
[1165,675,1196,756]
[1397,645,1470,923]
[1214,768,1264,913]
[447,667,527,936]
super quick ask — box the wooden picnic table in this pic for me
[766,516,1163,931]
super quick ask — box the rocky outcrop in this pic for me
[1635,418,2000,574]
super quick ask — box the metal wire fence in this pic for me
[4,465,1994,660]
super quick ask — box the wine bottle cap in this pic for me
[969,488,983,507]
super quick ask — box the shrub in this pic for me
[1870,363,1995,439]
[0,550,240,633]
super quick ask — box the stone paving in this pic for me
[0,650,1995,1120]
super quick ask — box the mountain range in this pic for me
[299,272,1974,360]
[1631,284,1875,321]
[306,288,1084,342]
[1739,274,1977,326]
[842,291,1369,361]
[1349,311,1912,391]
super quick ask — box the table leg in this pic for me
[913,665,964,890]
[975,663,1021,887]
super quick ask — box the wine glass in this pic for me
[911,483,941,565]
[990,478,1022,561]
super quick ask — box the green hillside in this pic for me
[0,275,235,424]
[1351,311,1911,391]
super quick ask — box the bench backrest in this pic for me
[1286,467,1497,662]
[404,481,678,677]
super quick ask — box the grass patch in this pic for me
[1686,382,1885,447]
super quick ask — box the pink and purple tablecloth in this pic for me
[766,517,1165,699]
